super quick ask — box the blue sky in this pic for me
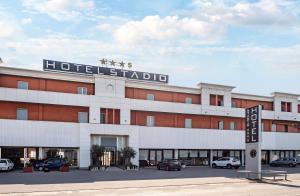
[0,0,300,96]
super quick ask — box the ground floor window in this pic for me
[43,148,78,166]
[139,149,175,166]
[178,150,209,166]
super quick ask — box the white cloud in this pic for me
[114,15,225,45]
[0,21,20,38]
[21,18,32,25]
[22,0,95,21]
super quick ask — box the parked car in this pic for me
[270,158,297,167]
[157,159,182,171]
[212,157,241,169]
[139,160,149,167]
[32,159,46,171]
[42,158,65,171]
[0,158,14,171]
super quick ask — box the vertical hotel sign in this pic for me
[245,105,262,179]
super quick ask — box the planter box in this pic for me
[60,166,69,172]
[23,167,33,173]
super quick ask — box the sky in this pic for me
[0,0,300,96]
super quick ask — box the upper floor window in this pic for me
[210,94,224,106]
[284,124,288,133]
[281,101,291,112]
[230,121,237,130]
[184,119,192,128]
[185,97,192,104]
[146,94,155,101]
[17,81,28,90]
[146,115,155,126]
[78,112,88,123]
[231,101,236,108]
[77,87,87,95]
[100,113,105,124]
[17,108,28,120]
[271,123,277,132]
[298,105,300,113]
[218,121,224,130]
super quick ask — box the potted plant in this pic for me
[90,145,105,171]
[23,162,33,173]
[60,163,70,172]
[120,147,137,170]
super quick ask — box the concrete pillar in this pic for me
[174,149,178,159]
[24,148,27,167]
[241,150,245,166]
[120,108,130,125]
[89,107,100,124]
[210,149,213,167]
[38,147,43,159]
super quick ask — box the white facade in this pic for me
[0,66,300,168]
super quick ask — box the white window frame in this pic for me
[184,118,192,128]
[146,116,155,126]
[185,97,192,104]
[218,121,224,130]
[17,81,28,90]
[230,121,236,130]
[17,108,28,120]
[77,87,88,95]
[78,112,88,123]
[146,94,155,101]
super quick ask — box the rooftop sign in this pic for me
[43,59,169,83]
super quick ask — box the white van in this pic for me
[0,158,14,171]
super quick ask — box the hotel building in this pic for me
[0,61,300,168]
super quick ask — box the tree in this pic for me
[120,147,136,167]
[90,145,105,167]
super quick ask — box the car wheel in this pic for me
[226,164,232,169]
[38,167,43,171]
[212,163,217,168]
[288,163,293,167]
[177,168,181,171]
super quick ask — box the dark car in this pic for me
[139,160,149,167]
[270,157,297,167]
[157,160,181,171]
[42,158,65,171]
[32,159,46,171]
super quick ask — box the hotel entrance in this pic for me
[102,147,116,166]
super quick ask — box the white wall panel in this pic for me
[0,119,79,147]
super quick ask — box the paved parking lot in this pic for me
[0,166,300,195]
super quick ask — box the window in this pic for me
[210,94,224,106]
[284,125,288,132]
[146,116,155,126]
[17,108,28,120]
[218,121,224,130]
[281,101,291,112]
[77,87,87,95]
[100,113,105,124]
[230,121,237,130]
[146,94,154,101]
[78,112,88,123]
[271,123,277,132]
[185,97,192,104]
[184,119,192,128]
[231,101,236,108]
[17,81,28,89]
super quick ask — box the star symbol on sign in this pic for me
[127,62,132,69]
[100,58,107,65]
[119,61,125,68]
[110,60,115,66]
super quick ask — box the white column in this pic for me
[120,107,131,125]
[38,147,43,159]
[174,149,178,159]
[241,150,245,166]
[89,107,100,124]
[79,124,91,169]
[24,148,27,167]
[210,149,213,167]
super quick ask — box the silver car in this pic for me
[0,158,14,171]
